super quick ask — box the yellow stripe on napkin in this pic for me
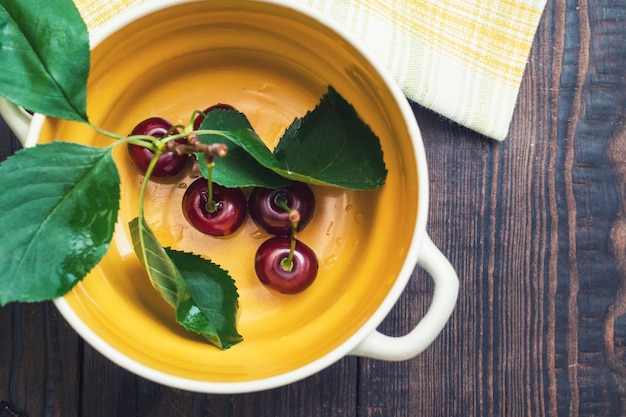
[74,0,146,28]
[74,0,547,141]
[303,0,547,140]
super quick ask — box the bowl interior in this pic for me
[39,0,419,384]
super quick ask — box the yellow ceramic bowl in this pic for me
[22,0,458,393]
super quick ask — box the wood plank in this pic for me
[0,303,81,417]
[77,347,358,417]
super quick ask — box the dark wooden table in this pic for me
[2,1,625,416]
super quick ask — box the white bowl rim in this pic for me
[22,0,432,393]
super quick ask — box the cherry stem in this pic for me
[204,160,218,214]
[289,209,300,236]
[280,209,301,272]
[190,109,208,125]
[163,133,228,161]
[273,193,290,212]
[138,146,164,219]
[89,122,128,142]
[280,235,297,272]
[163,133,228,214]
[274,193,301,231]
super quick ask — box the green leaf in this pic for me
[129,217,178,306]
[193,152,210,179]
[197,109,290,188]
[129,217,242,349]
[274,86,387,190]
[167,249,242,349]
[0,0,89,122]
[0,142,120,305]
[198,88,387,190]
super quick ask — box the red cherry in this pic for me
[182,178,247,236]
[248,182,315,235]
[254,236,318,294]
[193,103,237,130]
[127,117,189,178]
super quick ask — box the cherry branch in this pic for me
[164,133,228,162]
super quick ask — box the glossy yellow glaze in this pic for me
[39,1,419,382]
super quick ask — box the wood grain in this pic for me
[1,0,626,415]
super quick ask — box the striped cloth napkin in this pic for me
[75,0,547,141]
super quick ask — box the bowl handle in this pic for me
[350,233,458,360]
[0,97,32,146]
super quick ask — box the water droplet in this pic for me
[354,211,366,225]
[325,221,334,236]
[257,82,272,92]
[335,237,344,246]
[177,182,188,189]
[324,255,338,266]
[345,204,353,211]
[250,230,266,239]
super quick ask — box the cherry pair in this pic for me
[181,179,318,294]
